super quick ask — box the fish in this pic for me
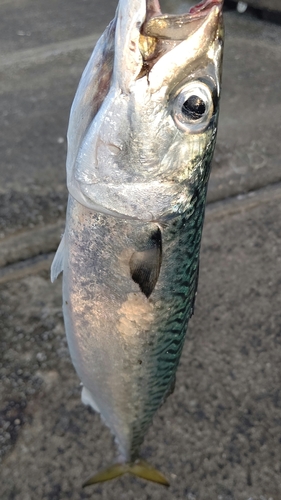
[51,0,224,487]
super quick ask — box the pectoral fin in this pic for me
[50,234,65,282]
[83,459,169,487]
[129,227,162,298]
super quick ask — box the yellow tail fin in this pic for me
[82,459,169,487]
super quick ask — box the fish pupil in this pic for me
[182,95,206,120]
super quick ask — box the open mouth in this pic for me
[189,0,224,17]
[139,0,223,77]
[142,0,223,40]
[144,0,223,23]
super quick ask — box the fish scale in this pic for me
[51,0,224,486]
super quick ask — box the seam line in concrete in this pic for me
[1,180,281,278]
[0,253,54,284]
[0,33,100,69]
[0,219,64,268]
[205,180,281,223]
[1,31,280,70]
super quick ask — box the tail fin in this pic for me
[82,459,169,487]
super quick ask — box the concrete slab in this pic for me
[0,48,89,237]
[209,11,281,202]
[0,0,116,54]
[1,184,281,500]
[1,6,281,497]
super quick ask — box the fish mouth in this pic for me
[138,0,223,78]
[106,0,224,87]
[142,0,223,36]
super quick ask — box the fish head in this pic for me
[66,0,224,221]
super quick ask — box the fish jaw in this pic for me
[66,0,223,222]
[113,0,146,93]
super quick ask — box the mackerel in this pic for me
[51,0,224,486]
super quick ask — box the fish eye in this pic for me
[172,81,214,133]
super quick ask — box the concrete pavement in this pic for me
[0,2,281,499]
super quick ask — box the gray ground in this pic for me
[0,2,281,500]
